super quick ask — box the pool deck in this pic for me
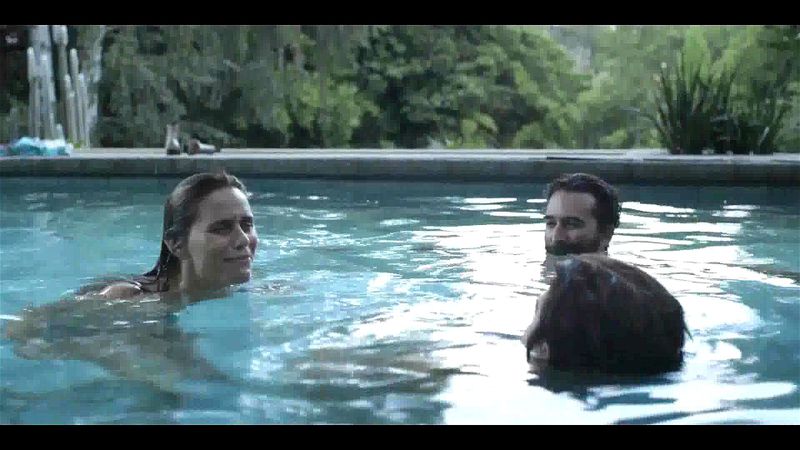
[1,148,799,185]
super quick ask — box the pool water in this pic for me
[1,177,798,424]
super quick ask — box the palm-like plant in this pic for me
[639,51,736,154]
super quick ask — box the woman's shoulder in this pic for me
[97,281,144,299]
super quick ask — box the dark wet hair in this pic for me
[544,173,621,238]
[526,254,688,375]
[134,171,248,292]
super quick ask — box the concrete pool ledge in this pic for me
[1,148,798,185]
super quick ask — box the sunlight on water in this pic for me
[1,178,798,424]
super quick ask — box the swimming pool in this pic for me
[1,177,798,424]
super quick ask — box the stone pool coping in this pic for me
[1,148,798,185]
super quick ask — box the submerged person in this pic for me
[4,171,259,390]
[522,253,688,375]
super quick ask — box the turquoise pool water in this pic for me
[1,177,798,424]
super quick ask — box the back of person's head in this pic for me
[544,173,621,238]
[143,172,248,288]
[526,254,687,375]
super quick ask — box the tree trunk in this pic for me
[28,25,53,138]
[76,25,107,147]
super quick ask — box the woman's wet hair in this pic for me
[526,254,688,375]
[132,171,248,292]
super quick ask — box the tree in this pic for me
[95,25,374,148]
[351,25,587,149]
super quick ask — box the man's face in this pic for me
[544,190,608,256]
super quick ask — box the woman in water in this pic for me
[4,172,259,390]
[94,171,258,301]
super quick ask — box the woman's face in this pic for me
[179,187,258,292]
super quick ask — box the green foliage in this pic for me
[636,25,799,154]
[731,26,799,153]
[96,27,187,146]
[566,25,688,149]
[2,25,797,151]
[642,50,736,154]
[94,25,374,148]
[351,26,586,149]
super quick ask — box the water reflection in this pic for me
[1,180,798,424]
[397,190,798,423]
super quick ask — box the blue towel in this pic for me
[3,137,72,157]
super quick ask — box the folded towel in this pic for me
[3,137,72,157]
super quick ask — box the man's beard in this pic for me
[545,237,605,256]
